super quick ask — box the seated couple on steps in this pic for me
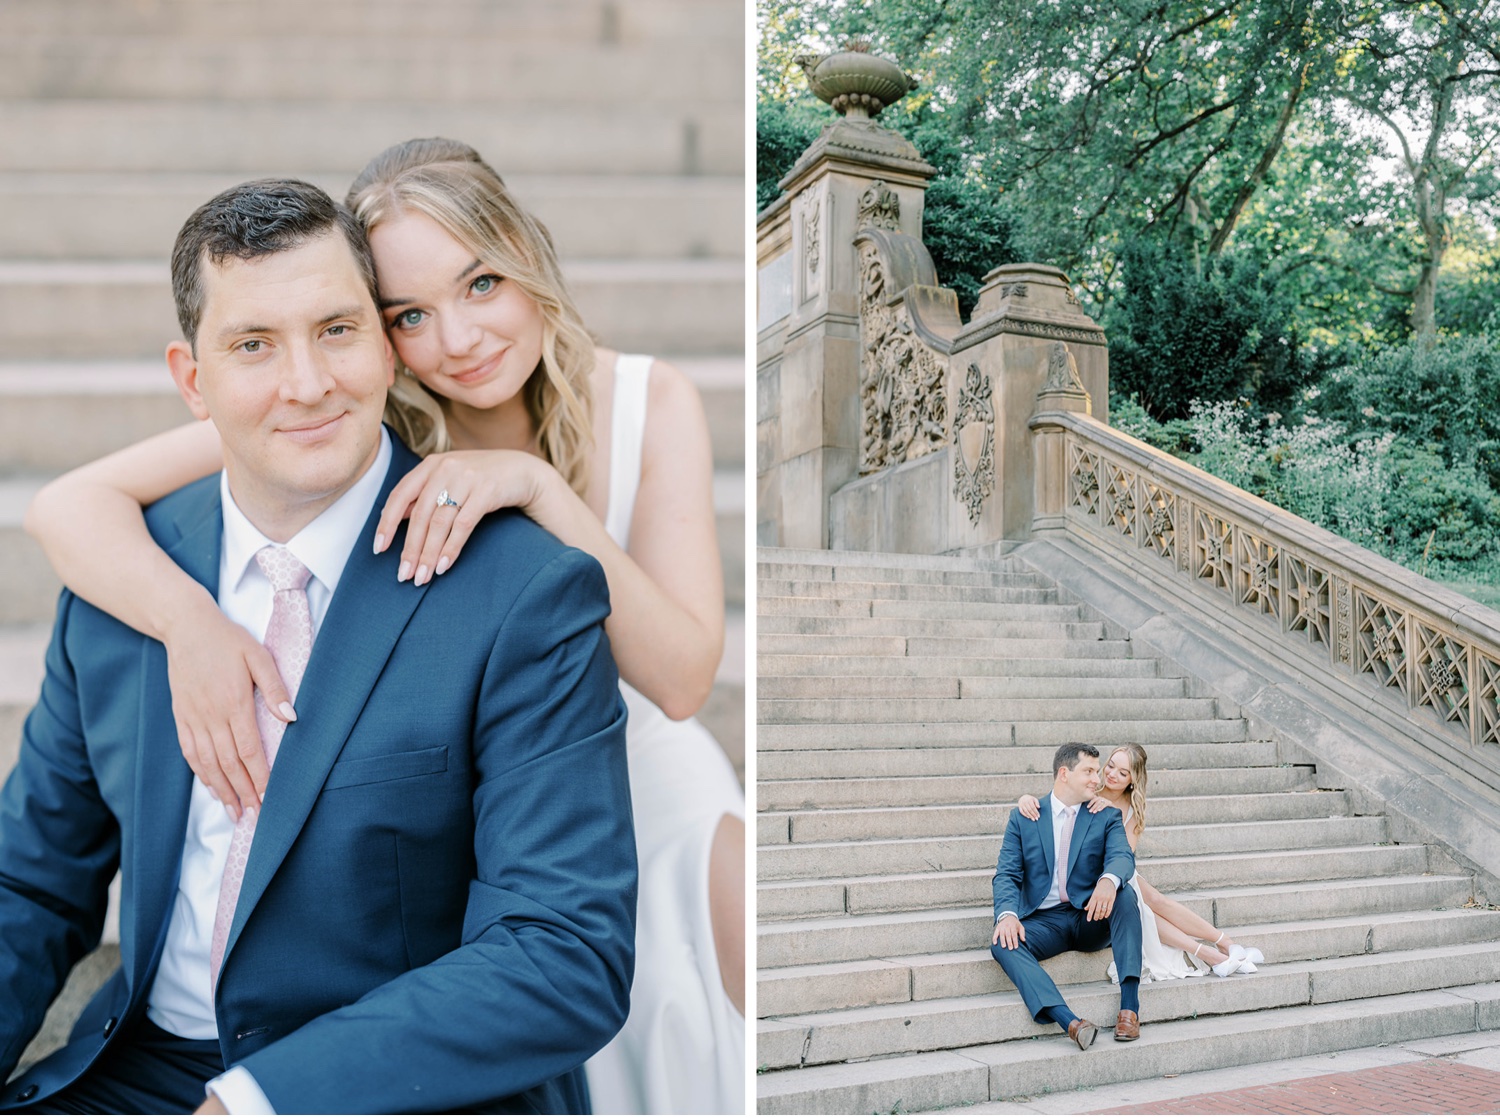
[991,742,1263,1050]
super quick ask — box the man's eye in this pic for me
[470,274,502,295]
[327,324,349,336]
[240,339,262,353]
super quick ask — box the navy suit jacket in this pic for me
[0,434,636,1114]
[992,794,1134,922]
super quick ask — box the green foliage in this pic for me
[1107,241,1311,422]
[1319,335,1500,493]
[1175,400,1500,576]
[755,95,824,212]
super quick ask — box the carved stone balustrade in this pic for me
[1032,408,1500,788]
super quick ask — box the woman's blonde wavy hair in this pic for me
[1108,744,1149,839]
[346,137,596,496]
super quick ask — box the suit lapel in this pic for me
[1066,806,1090,884]
[225,443,430,959]
[131,481,223,986]
[1040,794,1056,880]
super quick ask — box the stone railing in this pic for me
[1031,408,1500,777]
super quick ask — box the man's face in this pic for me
[167,233,394,537]
[1056,755,1101,804]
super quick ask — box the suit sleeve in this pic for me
[238,547,636,1114]
[0,592,118,1080]
[1101,810,1135,886]
[992,810,1026,923]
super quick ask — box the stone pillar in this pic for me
[947,264,1108,544]
[758,50,934,549]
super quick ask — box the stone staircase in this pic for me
[0,0,745,788]
[755,548,1500,1114]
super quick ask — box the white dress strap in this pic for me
[603,354,653,550]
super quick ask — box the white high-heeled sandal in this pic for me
[1211,944,1247,977]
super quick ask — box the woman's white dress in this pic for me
[1107,808,1209,984]
[584,354,747,1115]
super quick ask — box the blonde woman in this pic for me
[1017,745,1262,981]
[25,138,744,1115]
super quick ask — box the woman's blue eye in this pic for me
[470,274,501,295]
[396,310,424,329]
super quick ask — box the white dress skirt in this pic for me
[1107,809,1210,984]
[583,355,746,1114]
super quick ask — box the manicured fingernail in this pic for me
[207,787,220,802]
[435,556,450,575]
[415,564,429,585]
[398,561,412,582]
[244,806,257,822]
[227,804,240,824]
[278,702,297,722]
[374,533,385,553]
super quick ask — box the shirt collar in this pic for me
[220,427,392,598]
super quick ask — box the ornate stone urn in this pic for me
[796,47,919,120]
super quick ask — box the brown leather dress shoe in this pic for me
[1067,1018,1098,1050]
[1115,1009,1140,1041]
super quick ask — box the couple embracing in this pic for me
[1,139,743,1114]
[993,742,1262,1050]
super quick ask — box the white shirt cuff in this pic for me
[996,911,1017,923]
[1101,873,1121,889]
[207,1066,276,1115]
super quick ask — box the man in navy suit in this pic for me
[991,743,1142,1048]
[0,180,635,1113]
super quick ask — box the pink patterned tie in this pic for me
[209,546,313,990]
[1056,805,1077,905]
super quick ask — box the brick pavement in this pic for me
[1093,1058,1500,1114]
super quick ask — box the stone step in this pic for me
[758,614,1110,640]
[0,258,743,360]
[757,674,1189,701]
[0,358,744,473]
[757,596,1084,621]
[757,843,1424,921]
[757,653,1164,680]
[758,815,1390,882]
[755,982,1500,1112]
[758,547,1031,574]
[758,719,1250,751]
[757,739,1270,780]
[758,906,1500,1018]
[756,633,1136,659]
[759,695,1221,726]
[758,790,1354,846]
[0,101,740,178]
[759,765,1298,812]
[0,37,741,105]
[2,0,742,40]
[758,562,1039,589]
[759,941,1500,1073]
[0,467,745,624]
[758,577,1062,604]
[755,873,1475,969]
[0,172,743,262]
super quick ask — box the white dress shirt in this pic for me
[145,430,391,1113]
[997,794,1122,924]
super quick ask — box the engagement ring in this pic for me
[436,489,461,509]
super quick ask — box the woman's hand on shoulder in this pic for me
[374,450,551,585]
[1017,794,1041,820]
[1086,796,1113,813]
[161,596,294,820]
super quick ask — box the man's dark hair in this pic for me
[170,178,378,351]
[1053,742,1099,778]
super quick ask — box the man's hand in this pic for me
[194,1094,228,1115]
[1084,877,1118,921]
[992,914,1024,950]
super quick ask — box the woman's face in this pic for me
[1103,750,1133,792]
[366,208,544,412]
